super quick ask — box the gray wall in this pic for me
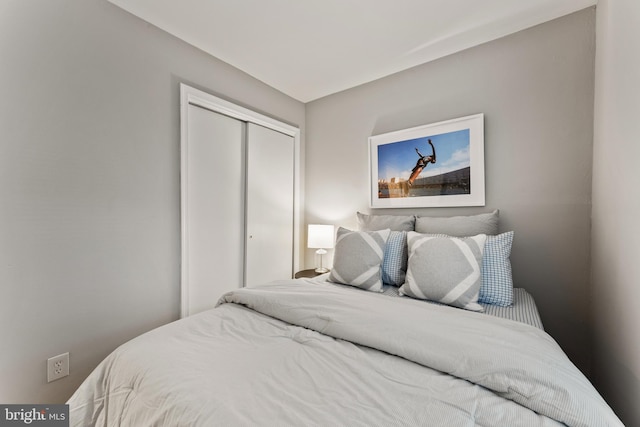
[0,0,305,403]
[592,0,640,425]
[305,9,596,375]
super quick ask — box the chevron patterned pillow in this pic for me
[329,227,390,292]
[399,232,486,311]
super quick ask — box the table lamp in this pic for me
[307,224,335,273]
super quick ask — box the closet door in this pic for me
[245,123,294,287]
[181,83,300,318]
[182,105,244,316]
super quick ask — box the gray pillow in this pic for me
[329,227,390,292]
[414,210,499,237]
[399,232,486,311]
[357,212,415,232]
[422,231,515,306]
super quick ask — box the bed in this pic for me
[67,212,622,426]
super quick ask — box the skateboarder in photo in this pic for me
[408,139,436,185]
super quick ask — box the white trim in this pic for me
[180,83,301,318]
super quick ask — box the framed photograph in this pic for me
[369,113,485,208]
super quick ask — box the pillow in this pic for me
[414,210,499,237]
[329,227,390,292]
[422,231,515,306]
[479,231,514,306]
[399,232,486,311]
[357,212,415,232]
[381,230,408,286]
[357,213,412,286]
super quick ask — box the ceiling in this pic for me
[107,0,596,103]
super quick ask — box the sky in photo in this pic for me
[377,128,470,181]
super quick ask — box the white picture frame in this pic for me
[369,113,485,208]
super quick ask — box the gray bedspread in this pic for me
[68,279,622,426]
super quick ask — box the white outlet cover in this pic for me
[47,352,69,382]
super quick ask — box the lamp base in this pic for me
[314,267,329,273]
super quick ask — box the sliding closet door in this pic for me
[245,123,294,287]
[181,83,300,317]
[183,105,244,316]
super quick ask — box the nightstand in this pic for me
[294,269,328,279]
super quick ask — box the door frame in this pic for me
[180,83,301,317]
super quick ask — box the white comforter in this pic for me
[68,279,622,426]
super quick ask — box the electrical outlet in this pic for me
[47,352,69,382]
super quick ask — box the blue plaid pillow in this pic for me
[478,231,514,306]
[381,231,407,286]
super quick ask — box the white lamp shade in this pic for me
[307,224,335,249]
